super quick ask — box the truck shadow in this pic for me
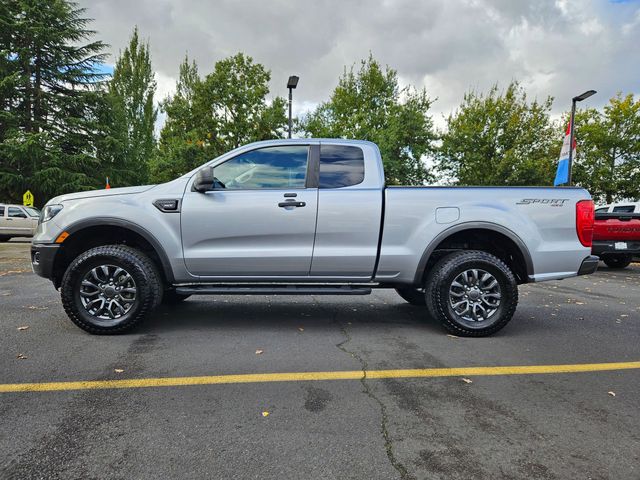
[139,295,542,337]
[141,296,443,335]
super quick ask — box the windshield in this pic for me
[24,206,40,217]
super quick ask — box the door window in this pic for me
[214,146,309,190]
[0,206,4,217]
[8,207,27,218]
[319,145,365,188]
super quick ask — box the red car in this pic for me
[593,203,640,268]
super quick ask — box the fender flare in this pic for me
[413,221,534,284]
[63,217,175,283]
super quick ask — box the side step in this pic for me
[175,285,372,296]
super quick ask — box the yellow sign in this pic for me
[23,190,34,207]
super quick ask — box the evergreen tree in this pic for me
[103,27,157,186]
[0,0,108,205]
[299,54,436,185]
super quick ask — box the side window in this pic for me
[0,206,5,217]
[319,145,365,188]
[8,207,27,218]
[214,146,309,190]
[595,207,609,213]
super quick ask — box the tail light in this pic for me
[576,200,595,247]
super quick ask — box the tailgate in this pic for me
[593,213,640,241]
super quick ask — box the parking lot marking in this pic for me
[1,360,639,393]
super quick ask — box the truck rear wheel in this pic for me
[395,287,426,306]
[602,254,632,269]
[426,250,518,337]
[60,245,162,334]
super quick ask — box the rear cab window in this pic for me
[319,145,365,188]
[612,205,635,213]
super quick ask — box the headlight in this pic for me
[40,204,63,224]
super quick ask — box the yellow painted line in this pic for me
[1,361,639,394]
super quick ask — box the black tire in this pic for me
[395,287,426,306]
[602,254,632,269]
[60,245,162,334]
[426,250,518,337]
[162,290,191,304]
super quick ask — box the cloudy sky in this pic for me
[81,0,640,128]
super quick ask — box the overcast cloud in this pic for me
[81,0,640,127]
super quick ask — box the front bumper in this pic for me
[577,255,599,276]
[31,243,60,281]
[592,240,640,257]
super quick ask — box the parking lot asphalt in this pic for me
[1,240,639,480]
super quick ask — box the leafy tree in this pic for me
[101,27,157,186]
[299,54,436,185]
[0,0,108,205]
[573,93,640,203]
[150,56,208,183]
[438,82,557,186]
[150,53,287,184]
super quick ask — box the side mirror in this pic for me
[193,167,214,193]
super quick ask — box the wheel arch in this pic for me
[414,222,534,285]
[52,218,174,288]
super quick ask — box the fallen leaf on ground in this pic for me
[17,326,29,331]
[608,391,616,397]
[446,334,458,339]
[298,327,304,332]
[261,411,270,417]
[25,305,48,310]
[16,353,27,360]
[114,368,124,373]
[255,349,264,355]
[461,378,473,384]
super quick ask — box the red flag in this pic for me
[105,177,111,189]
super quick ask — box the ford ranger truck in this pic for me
[592,203,640,269]
[31,139,598,336]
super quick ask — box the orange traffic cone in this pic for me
[105,177,111,189]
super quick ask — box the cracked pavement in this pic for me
[1,240,639,479]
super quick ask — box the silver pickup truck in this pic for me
[31,139,598,336]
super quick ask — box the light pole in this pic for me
[568,89,596,185]
[287,76,299,139]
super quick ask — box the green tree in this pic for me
[0,0,108,205]
[438,82,557,186]
[299,54,436,185]
[573,93,640,203]
[150,53,287,183]
[150,56,208,183]
[102,27,157,186]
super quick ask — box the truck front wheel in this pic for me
[425,250,518,337]
[60,245,162,334]
[602,254,632,269]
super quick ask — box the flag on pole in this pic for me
[554,121,576,186]
[105,177,111,189]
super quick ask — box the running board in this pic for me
[175,285,372,296]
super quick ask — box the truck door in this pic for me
[310,143,383,279]
[181,144,318,277]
